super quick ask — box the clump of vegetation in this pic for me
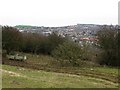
[39,33,66,55]
[52,41,83,66]
[97,27,119,66]
[2,26,66,55]
[2,26,23,54]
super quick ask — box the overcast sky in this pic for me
[0,0,119,27]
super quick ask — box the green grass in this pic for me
[3,53,119,88]
[25,54,118,83]
[2,65,118,88]
[92,67,118,75]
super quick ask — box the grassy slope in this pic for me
[2,65,118,88]
[3,53,119,88]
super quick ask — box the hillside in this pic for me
[2,54,119,88]
[2,65,118,88]
[15,25,38,29]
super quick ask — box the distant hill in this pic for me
[15,25,39,29]
[14,24,119,34]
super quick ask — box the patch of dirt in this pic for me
[1,69,21,77]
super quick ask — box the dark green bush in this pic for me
[97,27,119,66]
[2,26,23,53]
[52,41,83,66]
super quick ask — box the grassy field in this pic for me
[2,65,118,88]
[2,53,119,88]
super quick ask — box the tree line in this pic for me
[2,26,120,66]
